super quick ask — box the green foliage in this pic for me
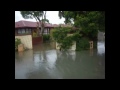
[58,11,105,40]
[20,11,49,35]
[76,37,90,51]
[15,38,21,50]
[74,11,101,39]
[52,27,74,50]
[60,36,73,50]
[43,34,50,42]
[52,27,71,43]
[33,32,38,37]
[50,29,56,41]
[72,32,82,41]
[20,11,44,19]
[42,19,49,23]
[93,41,97,49]
[52,27,96,51]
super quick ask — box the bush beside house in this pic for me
[52,27,96,51]
[43,34,50,42]
[15,38,21,51]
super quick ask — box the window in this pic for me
[47,28,50,34]
[26,28,29,33]
[44,28,48,34]
[44,29,47,32]
[21,29,25,34]
[18,29,21,34]
[28,29,31,33]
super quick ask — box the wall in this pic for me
[15,35,33,49]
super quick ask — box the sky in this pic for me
[15,11,65,24]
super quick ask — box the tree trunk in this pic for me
[41,14,44,36]
[35,18,40,36]
[38,11,47,43]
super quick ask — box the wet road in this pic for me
[15,41,105,79]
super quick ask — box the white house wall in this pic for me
[15,35,33,49]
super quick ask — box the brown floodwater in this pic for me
[15,41,105,79]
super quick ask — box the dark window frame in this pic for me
[17,28,32,35]
[18,29,22,34]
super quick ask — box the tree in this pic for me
[20,11,49,36]
[58,11,105,40]
[42,19,49,23]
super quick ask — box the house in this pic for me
[15,20,72,45]
[15,20,72,36]
[15,20,55,36]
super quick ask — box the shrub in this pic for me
[50,29,57,41]
[72,32,82,41]
[76,37,90,51]
[52,27,96,51]
[52,27,75,50]
[33,32,38,37]
[15,38,21,50]
[60,36,73,50]
[43,34,50,42]
[93,41,97,49]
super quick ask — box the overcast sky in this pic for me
[15,11,65,24]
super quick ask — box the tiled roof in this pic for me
[15,20,72,28]
[52,24,59,27]
[15,20,54,28]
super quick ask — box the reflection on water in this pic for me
[15,42,105,79]
[97,41,105,55]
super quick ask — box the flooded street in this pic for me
[15,41,105,79]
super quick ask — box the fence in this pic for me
[32,36,42,45]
